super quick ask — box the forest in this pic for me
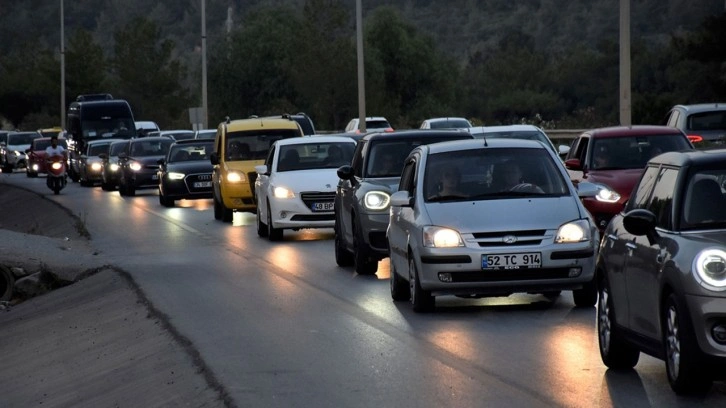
[0,0,724,131]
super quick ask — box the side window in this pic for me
[647,167,678,229]
[215,127,224,156]
[265,145,276,169]
[399,157,416,194]
[666,110,679,127]
[351,141,366,176]
[626,165,660,211]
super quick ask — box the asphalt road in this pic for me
[1,171,725,408]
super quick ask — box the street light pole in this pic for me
[60,0,66,129]
[619,0,631,126]
[201,0,208,129]
[356,0,366,133]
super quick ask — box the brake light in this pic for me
[688,135,704,143]
[384,128,394,132]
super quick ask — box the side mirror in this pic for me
[575,181,599,198]
[623,209,659,245]
[210,152,219,165]
[390,190,413,207]
[254,164,269,175]
[558,145,570,157]
[564,158,582,171]
[337,165,355,180]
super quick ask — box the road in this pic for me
[2,173,725,407]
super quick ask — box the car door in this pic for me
[626,166,679,339]
[256,144,277,221]
[336,140,366,247]
[389,155,418,274]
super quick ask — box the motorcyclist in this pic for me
[45,134,67,190]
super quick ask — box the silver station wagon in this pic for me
[387,138,601,312]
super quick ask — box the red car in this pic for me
[564,126,694,231]
[25,136,68,178]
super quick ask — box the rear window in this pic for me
[589,134,692,170]
[365,135,471,178]
[366,120,391,129]
[8,133,40,145]
[687,111,726,131]
[473,130,554,152]
[429,119,471,129]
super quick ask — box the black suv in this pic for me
[334,130,475,275]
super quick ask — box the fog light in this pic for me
[599,220,607,228]
[713,324,726,344]
[568,267,582,277]
[280,211,287,219]
[438,273,452,282]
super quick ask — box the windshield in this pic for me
[225,129,301,161]
[681,169,726,230]
[81,119,135,139]
[168,142,213,163]
[473,130,553,151]
[589,134,692,170]
[109,142,129,156]
[424,147,569,202]
[34,139,68,150]
[276,142,354,172]
[87,142,113,156]
[8,133,40,145]
[129,139,173,157]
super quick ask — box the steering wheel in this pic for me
[510,183,545,194]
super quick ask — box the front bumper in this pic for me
[359,212,391,257]
[684,293,726,359]
[269,192,335,229]
[161,173,213,200]
[128,170,160,190]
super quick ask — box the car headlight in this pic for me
[423,226,464,248]
[168,172,185,180]
[110,163,119,172]
[364,191,390,210]
[226,170,246,183]
[273,186,294,198]
[593,183,621,203]
[555,219,590,243]
[91,162,103,171]
[693,248,726,291]
[129,161,142,171]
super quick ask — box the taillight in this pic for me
[688,135,704,143]
[384,128,394,132]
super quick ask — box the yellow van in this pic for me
[211,116,303,222]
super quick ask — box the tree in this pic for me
[65,29,107,103]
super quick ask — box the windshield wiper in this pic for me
[427,194,469,202]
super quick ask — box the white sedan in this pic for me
[254,136,356,241]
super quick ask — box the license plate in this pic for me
[194,181,212,188]
[311,202,334,212]
[482,253,541,269]
[151,174,158,180]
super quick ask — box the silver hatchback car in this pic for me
[387,138,601,312]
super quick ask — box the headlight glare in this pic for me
[693,249,726,290]
[226,171,246,183]
[556,219,590,243]
[129,161,142,171]
[91,162,103,171]
[594,184,621,203]
[110,163,119,172]
[364,191,390,210]
[273,186,294,198]
[168,172,185,180]
[423,226,464,248]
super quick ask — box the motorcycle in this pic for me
[46,155,68,195]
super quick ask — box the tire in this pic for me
[267,202,283,241]
[334,211,353,266]
[213,191,223,220]
[390,258,410,301]
[663,293,713,395]
[573,279,597,307]
[159,191,174,207]
[101,180,114,191]
[2,164,12,173]
[256,203,268,237]
[409,257,434,313]
[0,265,14,301]
[353,220,377,275]
[598,276,639,369]
[126,184,136,197]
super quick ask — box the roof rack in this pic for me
[76,93,114,102]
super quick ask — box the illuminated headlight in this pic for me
[90,162,103,172]
[693,249,726,291]
[226,171,246,183]
[168,172,185,180]
[555,219,590,243]
[364,191,390,210]
[51,162,63,170]
[110,163,119,172]
[594,184,621,203]
[273,186,294,198]
[129,161,142,171]
[423,226,464,248]
[31,164,39,171]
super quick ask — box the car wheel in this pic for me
[572,279,597,307]
[267,202,283,241]
[390,258,410,301]
[409,256,434,313]
[598,276,639,369]
[101,180,113,191]
[256,203,268,237]
[2,164,12,173]
[118,179,127,196]
[353,220,377,275]
[213,191,223,220]
[334,211,353,267]
[126,184,136,197]
[159,190,174,207]
[663,293,713,395]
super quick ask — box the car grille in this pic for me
[472,229,546,247]
[184,173,213,193]
[300,192,336,208]
[290,214,335,221]
[448,268,571,282]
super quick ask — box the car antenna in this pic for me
[482,136,488,147]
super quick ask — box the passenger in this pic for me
[431,166,464,198]
[324,145,347,167]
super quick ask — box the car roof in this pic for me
[424,138,547,155]
[275,135,356,146]
[225,117,301,132]
[129,136,173,143]
[173,139,214,146]
[469,124,542,133]
[361,129,473,142]
[423,117,470,122]
[586,125,684,138]
[671,103,726,113]
[648,148,726,168]
[87,138,122,144]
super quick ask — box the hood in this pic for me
[167,161,214,174]
[131,156,165,166]
[679,230,726,247]
[272,169,341,192]
[425,197,583,233]
[587,168,643,197]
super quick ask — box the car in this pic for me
[596,149,726,395]
[194,129,217,140]
[117,136,174,196]
[157,139,215,207]
[564,125,694,232]
[1,131,41,173]
[334,130,475,275]
[344,116,394,134]
[99,140,130,191]
[25,136,69,178]
[149,130,196,141]
[135,120,160,137]
[469,124,570,157]
[254,136,356,241]
[37,127,63,138]
[211,116,304,222]
[665,103,726,143]
[419,117,472,130]
[77,138,122,187]
[387,138,601,312]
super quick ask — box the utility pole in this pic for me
[619,0,631,126]
[201,0,208,129]
[60,0,66,129]
[356,0,366,133]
